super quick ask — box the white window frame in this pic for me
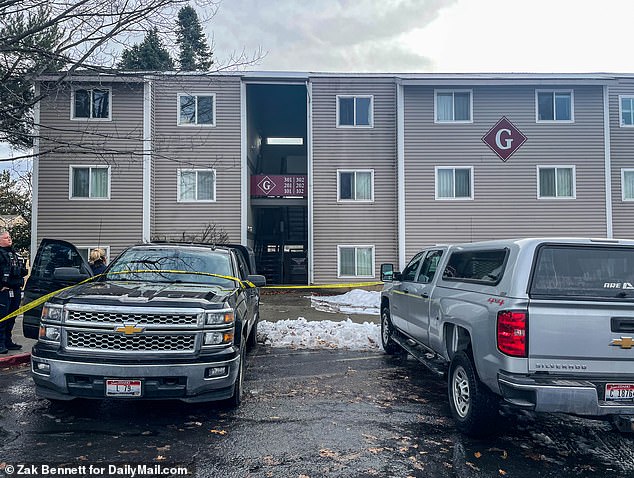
[336,95,374,128]
[619,96,634,128]
[78,245,111,263]
[177,168,217,203]
[68,165,111,200]
[337,245,375,278]
[434,89,473,124]
[177,93,217,127]
[622,168,634,201]
[434,166,474,200]
[70,87,112,121]
[536,165,577,199]
[535,89,574,123]
[336,169,374,203]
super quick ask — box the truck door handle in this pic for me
[612,317,634,332]
[403,289,409,294]
[421,293,429,298]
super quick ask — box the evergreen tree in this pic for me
[118,28,174,71]
[176,6,213,71]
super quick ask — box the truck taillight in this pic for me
[497,310,527,357]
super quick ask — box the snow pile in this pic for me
[309,289,380,315]
[258,317,381,351]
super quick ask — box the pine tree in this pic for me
[118,28,174,71]
[176,6,213,71]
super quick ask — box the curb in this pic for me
[0,352,31,368]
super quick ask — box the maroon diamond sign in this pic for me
[482,116,527,162]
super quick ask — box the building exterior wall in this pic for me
[151,76,242,243]
[311,77,399,284]
[403,84,607,260]
[609,78,634,239]
[36,81,145,257]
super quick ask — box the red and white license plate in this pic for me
[605,383,634,401]
[106,379,142,397]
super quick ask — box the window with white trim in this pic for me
[337,170,374,201]
[622,169,634,201]
[435,90,472,123]
[536,90,573,122]
[178,169,216,202]
[537,166,575,199]
[337,96,373,127]
[70,166,110,199]
[72,88,111,120]
[435,167,473,200]
[338,245,374,277]
[178,94,215,126]
[78,246,111,263]
[620,96,634,127]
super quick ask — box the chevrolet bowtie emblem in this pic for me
[611,337,634,349]
[115,324,144,335]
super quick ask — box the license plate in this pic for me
[106,379,142,397]
[605,383,634,401]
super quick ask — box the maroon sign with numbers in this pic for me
[251,175,307,197]
[482,116,527,162]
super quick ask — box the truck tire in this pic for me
[227,339,246,408]
[381,307,400,355]
[247,314,258,350]
[447,351,499,436]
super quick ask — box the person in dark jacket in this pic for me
[0,229,28,353]
[89,248,107,275]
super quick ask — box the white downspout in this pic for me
[397,82,406,269]
[142,78,152,243]
[240,81,247,245]
[30,83,40,263]
[603,84,613,239]
[307,80,314,284]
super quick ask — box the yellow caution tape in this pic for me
[0,269,252,325]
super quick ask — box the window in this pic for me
[536,90,573,122]
[401,252,424,282]
[178,94,215,126]
[337,170,374,201]
[338,245,374,277]
[435,90,472,123]
[442,249,508,284]
[435,167,473,200]
[537,166,575,199]
[78,246,110,263]
[337,96,373,127]
[178,169,216,202]
[70,166,110,199]
[620,96,634,127]
[622,169,634,201]
[72,88,111,120]
[417,250,444,284]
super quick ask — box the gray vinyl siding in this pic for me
[403,85,607,259]
[151,76,242,243]
[609,79,634,239]
[36,81,145,257]
[311,77,398,283]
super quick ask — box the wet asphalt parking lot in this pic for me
[1,291,634,477]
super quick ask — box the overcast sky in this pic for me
[209,0,633,73]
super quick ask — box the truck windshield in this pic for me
[530,245,634,299]
[105,248,236,286]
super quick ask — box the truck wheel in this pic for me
[227,339,246,408]
[247,314,258,350]
[381,307,400,355]
[448,351,499,436]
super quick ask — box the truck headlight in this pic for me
[203,331,234,345]
[41,303,64,322]
[39,325,61,343]
[205,310,234,325]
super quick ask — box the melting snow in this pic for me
[309,289,380,315]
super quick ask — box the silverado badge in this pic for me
[611,337,634,349]
[115,324,144,335]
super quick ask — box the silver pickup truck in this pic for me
[380,238,634,435]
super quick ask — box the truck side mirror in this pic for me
[53,267,91,282]
[247,274,266,287]
[380,263,394,281]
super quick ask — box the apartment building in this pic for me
[32,72,634,284]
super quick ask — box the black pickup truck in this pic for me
[24,239,265,406]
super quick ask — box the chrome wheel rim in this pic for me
[381,312,391,345]
[452,365,470,418]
